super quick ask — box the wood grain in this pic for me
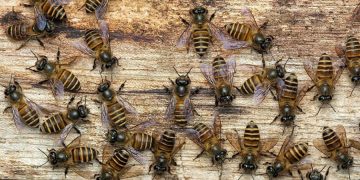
[1,0,360,179]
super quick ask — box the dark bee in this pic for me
[266,130,310,178]
[80,0,108,20]
[27,49,81,99]
[149,130,185,176]
[200,56,237,106]
[304,53,344,115]
[73,20,119,72]
[164,67,199,127]
[298,165,331,180]
[6,6,55,50]
[177,6,243,57]
[226,121,278,175]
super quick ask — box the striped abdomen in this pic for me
[192,25,211,57]
[131,133,154,151]
[157,131,176,154]
[106,101,127,128]
[243,121,260,148]
[17,102,40,128]
[212,56,227,81]
[322,126,342,152]
[6,23,29,40]
[280,73,298,101]
[85,29,103,51]
[284,143,308,164]
[55,69,81,92]
[40,0,67,21]
[194,123,213,143]
[84,0,102,13]
[345,36,360,73]
[239,74,263,95]
[224,23,253,42]
[106,149,129,171]
[40,113,68,133]
[174,98,187,127]
[71,146,99,163]
[316,54,333,81]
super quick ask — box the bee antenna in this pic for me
[348,168,351,180]
[30,50,39,60]
[319,165,326,172]
[314,103,323,116]
[186,67,193,76]
[348,84,357,97]
[283,57,291,71]
[36,148,49,167]
[328,103,336,112]
[173,66,181,76]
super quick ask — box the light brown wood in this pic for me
[0,0,360,179]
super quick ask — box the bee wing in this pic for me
[184,128,204,149]
[59,123,75,146]
[335,125,347,147]
[130,118,158,131]
[240,7,259,30]
[24,96,50,115]
[349,139,360,150]
[95,0,109,20]
[335,44,346,58]
[165,96,176,120]
[313,138,331,157]
[126,146,146,165]
[253,83,271,105]
[296,83,310,106]
[209,22,249,50]
[172,137,186,156]
[184,97,194,122]
[34,5,47,31]
[98,19,110,44]
[49,0,70,5]
[332,58,345,85]
[102,143,115,163]
[101,102,111,129]
[50,78,64,100]
[11,106,26,130]
[225,131,242,153]
[199,63,216,86]
[276,78,285,98]
[66,135,82,148]
[260,138,279,153]
[116,95,138,115]
[223,57,236,85]
[277,134,293,158]
[176,24,192,48]
[74,171,93,180]
[72,41,96,57]
[303,60,317,83]
[212,111,221,139]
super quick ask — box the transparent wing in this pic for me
[224,58,236,85]
[165,96,176,120]
[72,41,96,57]
[349,139,360,150]
[184,128,204,149]
[95,0,109,20]
[102,143,115,163]
[126,146,146,165]
[24,96,50,115]
[313,138,331,157]
[296,83,310,105]
[59,123,75,146]
[225,131,242,153]
[98,19,109,44]
[335,125,347,148]
[49,0,70,5]
[199,63,216,86]
[240,7,259,30]
[260,138,278,153]
[176,25,192,48]
[130,118,158,131]
[184,98,194,123]
[50,78,64,100]
[335,44,346,58]
[212,111,221,139]
[278,134,292,157]
[116,95,138,115]
[34,6,47,31]
[276,78,285,98]
[332,58,345,85]
[172,138,186,156]
[303,60,317,83]
[101,102,111,129]
[253,83,271,105]
[209,22,248,50]
[11,106,26,130]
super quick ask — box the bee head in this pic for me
[266,163,283,177]
[174,67,192,86]
[45,20,55,33]
[154,155,168,174]
[307,170,323,180]
[48,149,58,165]
[95,172,113,180]
[241,155,257,171]
[35,56,48,71]
[100,50,112,63]
[190,6,208,24]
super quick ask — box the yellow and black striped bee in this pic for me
[149,130,185,176]
[23,0,68,21]
[238,59,287,104]
[298,165,331,180]
[272,73,308,129]
[80,0,108,20]
[73,20,119,72]
[266,130,310,178]
[336,35,360,96]
[3,76,43,129]
[313,126,360,173]
[95,79,138,130]
[224,7,274,55]
[38,136,100,178]
[164,67,199,127]
[225,121,278,176]
[304,53,344,115]
[6,6,55,50]
[200,56,237,106]
[27,49,81,99]
[177,6,244,57]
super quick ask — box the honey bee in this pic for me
[272,73,308,128]
[298,165,331,180]
[177,6,244,57]
[23,0,68,21]
[225,121,278,176]
[238,59,287,104]
[223,8,274,56]
[73,20,119,72]
[3,76,43,129]
[164,67,199,127]
[313,126,360,173]
[266,130,310,178]
[6,6,55,50]
[38,136,100,177]
[95,79,138,130]
[149,130,185,176]
[80,0,108,20]
[304,53,344,115]
[336,35,360,96]
[200,56,237,106]
[26,49,81,99]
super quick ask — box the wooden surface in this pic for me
[1,0,360,179]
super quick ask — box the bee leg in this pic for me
[209,11,216,22]
[296,106,304,114]
[117,81,127,94]
[288,170,293,176]
[36,37,45,49]
[191,87,200,95]
[193,150,205,160]
[269,89,278,101]
[311,94,319,101]
[73,126,81,135]
[35,79,50,86]
[215,97,219,106]
[64,167,69,178]
[67,96,75,109]
[163,85,171,94]
[271,114,280,124]
[232,152,240,159]
[91,58,97,71]
[180,17,190,26]
[148,162,155,174]
[3,106,12,114]
[16,38,31,50]
[171,158,177,166]
[297,169,304,180]
[324,166,331,179]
